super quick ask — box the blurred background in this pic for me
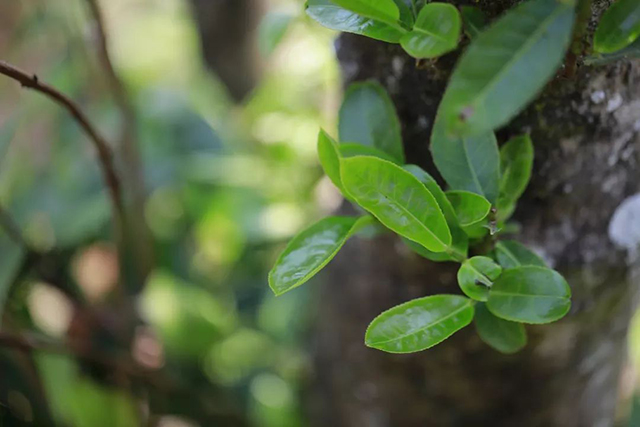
[0,0,639,426]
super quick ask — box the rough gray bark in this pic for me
[309,12,640,427]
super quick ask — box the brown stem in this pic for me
[84,0,153,281]
[0,60,125,252]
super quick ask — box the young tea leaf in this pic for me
[341,156,451,252]
[446,190,492,227]
[430,117,500,203]
[340,143,400,164]
[436,0,576,136]
[394,0,415,28]
[495,240,546,269]
[306,0,406,43]
[365,294,475,353]
[317,129,347,194]
[461,6,487,39]
[331,0,403,28]
[403,165,469,261]
[400,3,461,59]
[487,266,571,324]
[339,82,405,164]
[474,303,527,353]
[269,216,372,295]
[497,134,534,221]
[457,256,502,301]
[594,0,640,54]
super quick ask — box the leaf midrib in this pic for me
[457,4,569,113]
[369,301,472,345]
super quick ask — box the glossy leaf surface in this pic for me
[437,0,576,136]
[457,256,502,301]
[332,0,401,27]
[339,82,405,164]
[475,303,527,353]
[306,0,405,43]
[317,129,346,194]
[430,118,500,203]
[341,156,451,252]
[495,240,546,269]
[400,3,461,58]
[269,216,371,295]
[366,294,475,353]
[487,266,571,324]
[446,190,491,227]
[594,0,640,53]
[404,165,468,261]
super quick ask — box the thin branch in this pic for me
[0,60,125,253]
[84,0,154,280]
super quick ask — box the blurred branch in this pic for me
[84,0,154,281]
[0,60,125,253]
[0,204,28,248]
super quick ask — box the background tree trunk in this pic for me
[309,10,640,427]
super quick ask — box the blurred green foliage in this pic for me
[0,0,341,425]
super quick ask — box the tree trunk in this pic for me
[309,11,640,427]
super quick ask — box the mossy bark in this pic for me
[309,14,640,427]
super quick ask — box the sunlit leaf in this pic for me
[474,303,527,353]
[430,118,500,203]
[487,266,571,324]
[365,294,475,353]
[461,6,487,39]
[269,216,372,295]
[339,82,405,164]
[446,190,491,227]
[331,0,402,27]
[594,0,640,54]
[341,156,451,252]
[497,134,534,221]
[457,256,502,301]
[437,0,576,136]
[400,3,461,58]
[495,240,546,269]
[306,0,406,42]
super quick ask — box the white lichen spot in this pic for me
[590,90,606,104]
[606,93,623,113]
[391,56,405,76]
[608,193,640,259]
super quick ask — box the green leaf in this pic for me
[594,0,640,54]
[474,303,527,353]
[394,0,415,28]
[331,0,402,28]
[318,129,347,194]
[446,190,491,227]
[497,134,534,221]
[457,256,502,301]
[437,0,576,136]
[404,165,468,261]
[487,266,571,324]
[430,117,500,203]
[339,143,400,164]
[365,294,475,353]
[306,0,406,43]
[341,156,451,252]
[584,37,640,65]
[461,6,487,39]
[339,82,405,164]
[495,240,546,269]
[269,216,372,295]
[400,3,461,59]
